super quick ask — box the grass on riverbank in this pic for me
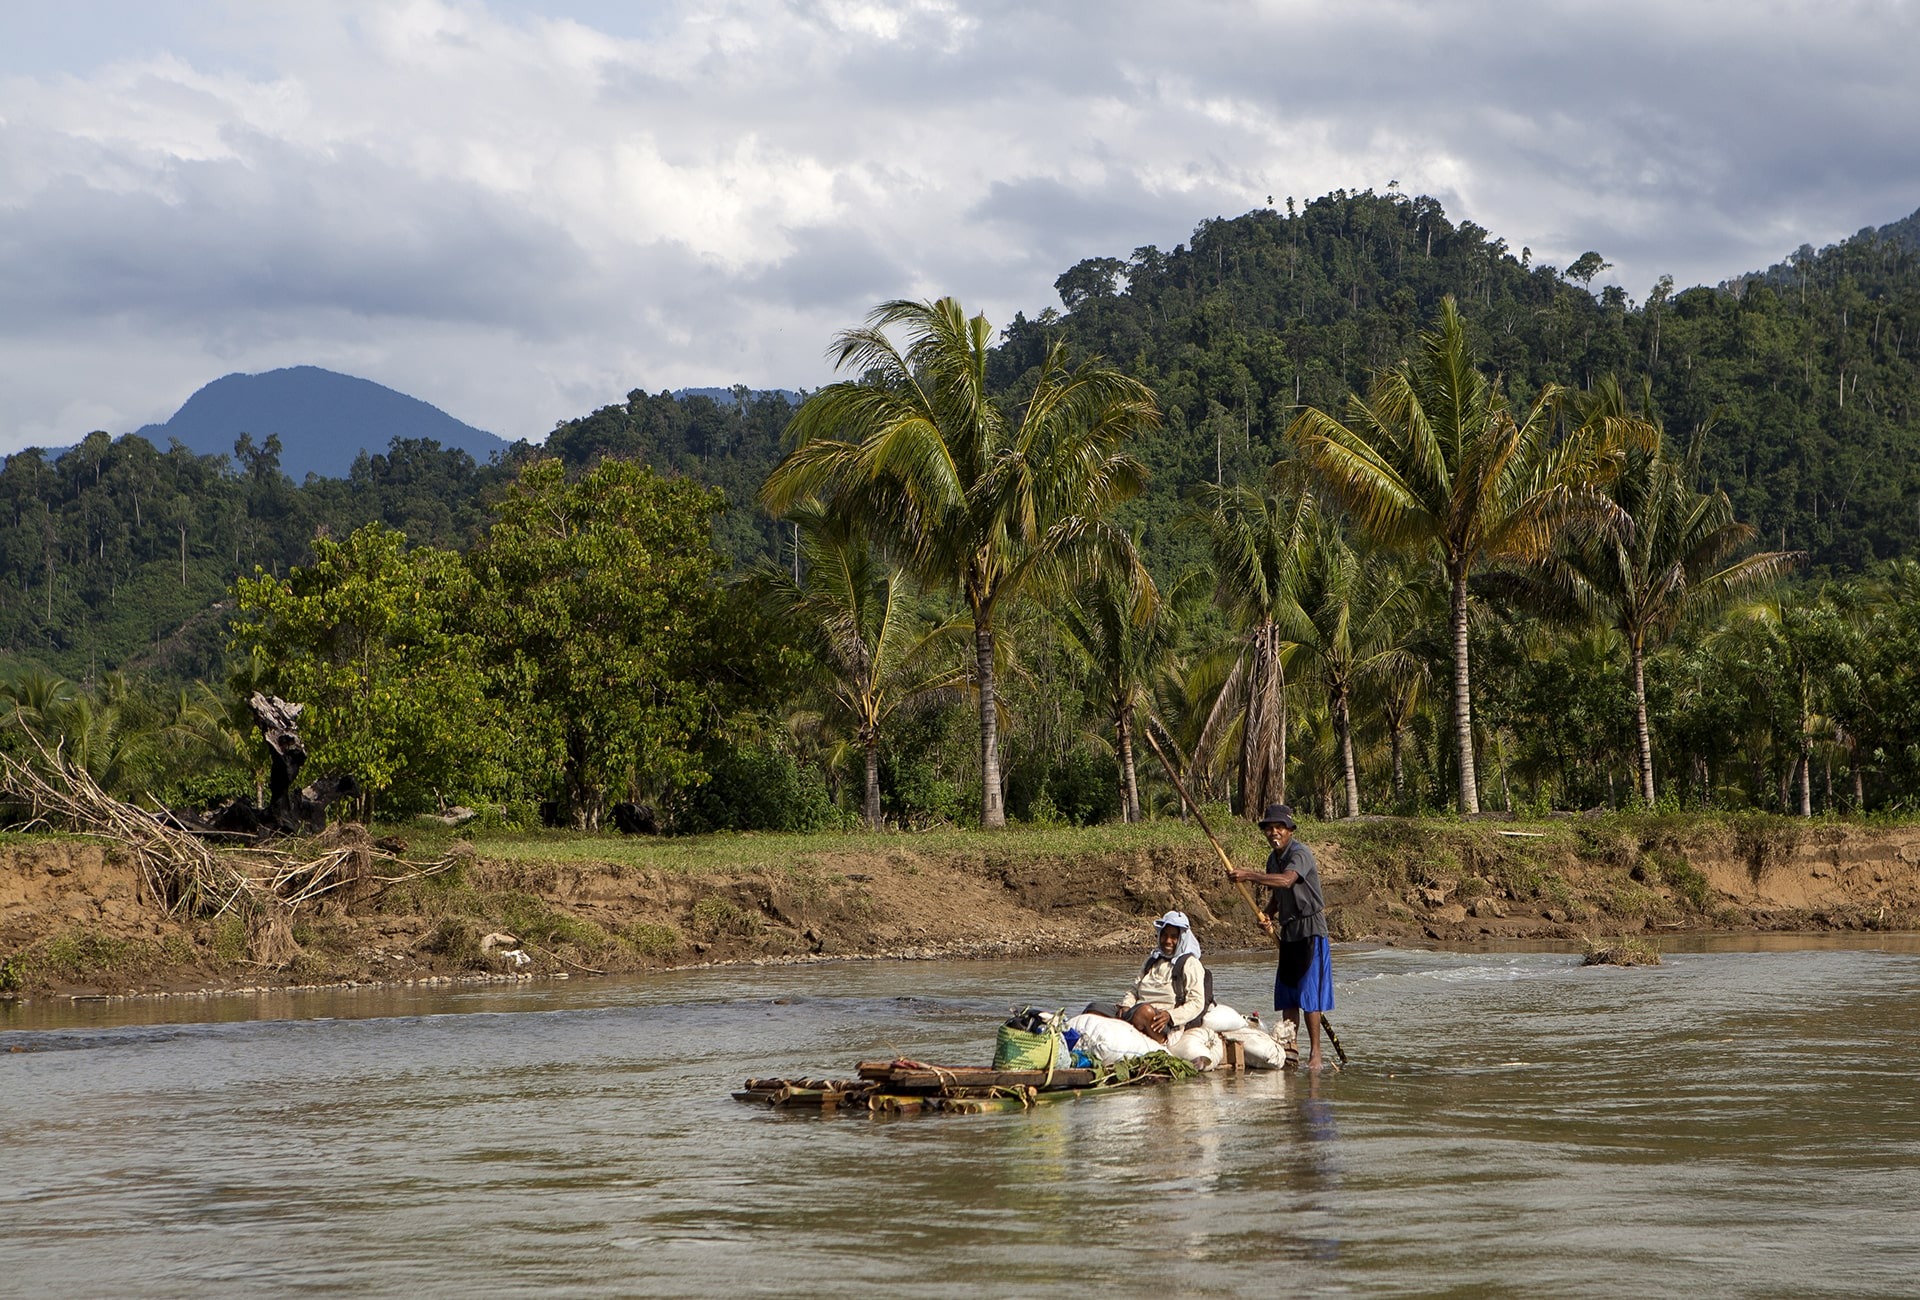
[2,928,199,993]
[0,806,1863,882]
[398,813,1268,873]
[376,807,1841,941]
[391,807,1834,876]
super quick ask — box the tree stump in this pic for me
[250,693,308,826]
[248,693,358,832]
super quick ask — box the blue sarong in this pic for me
[1274,935,1334,1013]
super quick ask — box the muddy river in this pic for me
[4,936,1918,1296]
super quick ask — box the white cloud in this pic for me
[1,0,1917,453]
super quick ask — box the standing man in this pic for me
[1231,803,1335,1070]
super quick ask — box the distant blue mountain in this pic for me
[131,366,508,481]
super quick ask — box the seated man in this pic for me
[1097,910,1213,1043]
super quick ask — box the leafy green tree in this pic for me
[1537,386,1801,802]
[759,509,969,828]
[762,297,1157,828]
[45,673,159,796]
[1720,587,1859,815]
[232,522,498,818]
[1288,297,1624,812]
[471,458,725,828]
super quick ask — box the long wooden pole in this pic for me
[1140,716,1348,1067]
[1139,722,1268,930]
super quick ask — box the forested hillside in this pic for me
[1013,190,1920,576]
[6,190,1920,833]
[10,190,1917,684]
[0,432,523,678]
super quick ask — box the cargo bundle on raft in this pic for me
[736,1001,1300,1115]
[734,1050,1230,1115]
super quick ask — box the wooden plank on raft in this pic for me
[864,1067,1097,1091]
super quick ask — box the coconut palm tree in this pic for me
[1538,386,1801,803]
[762,297,1157,827]
[1364,560,1443,811]
[1287,297,1625,813]
[760,509,970,829]
[1051,561,1200,822]
[2,670,161,798]
[1279,520,1424,817]
[1183,479,1313,818]
[0,666,77,740]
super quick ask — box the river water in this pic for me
[3,936,1918,1297]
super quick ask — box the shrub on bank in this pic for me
[674,739,846,834]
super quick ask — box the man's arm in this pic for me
[1229,870,1284,934]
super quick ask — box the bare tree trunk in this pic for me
[1797,740,1813,818]
[1390,723,1406,809]
[1335,688,1360,817]
[1631,638,1656,805]
[1237,680,1254,818]
[976,624,1005,828]
[1241,620,1287,818]
[1274,639,1289,810]
[862,729,882,829]
[1117,708,1141,823]
[565,729,596,830]
[1854,760,1866,811]
[1449,567,1481,814]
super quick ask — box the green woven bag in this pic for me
[993,1011,1064,1070]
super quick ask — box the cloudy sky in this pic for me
[3,0,1917,454]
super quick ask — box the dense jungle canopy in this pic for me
[5,190,1920,829]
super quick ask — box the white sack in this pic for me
[1200,1004,1249,1033]
[1065,1013,1165,1064]
[1167,1025,1226,1070]
[1222,1026,1281,1069]
[1269,1017,1300,1069]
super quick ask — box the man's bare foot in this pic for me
[1306,1054,1324,1071]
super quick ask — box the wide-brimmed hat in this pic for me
[1257,803,1297,829]
[1153,909,1191,931]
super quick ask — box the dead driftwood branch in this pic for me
[0,737,457,925]
[1,739,248,917]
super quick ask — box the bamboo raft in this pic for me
[735,1045,1247,1116]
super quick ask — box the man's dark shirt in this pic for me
[1263,838,1329,942]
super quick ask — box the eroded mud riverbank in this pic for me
[4,815,1918,1000]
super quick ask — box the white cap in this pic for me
[1153,910,1191,931]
